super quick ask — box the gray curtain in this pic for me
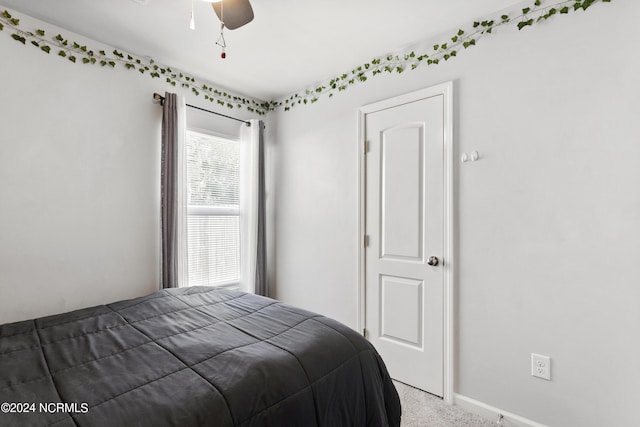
[254,121,267,296]
[161,92,179,288]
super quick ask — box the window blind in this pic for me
[186,131,240,286]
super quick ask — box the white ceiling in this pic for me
[1,0,523,101]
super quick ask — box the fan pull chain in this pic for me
[216,22,227,59]
[216,0,227,58]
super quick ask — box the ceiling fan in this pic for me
[132,0,255,58]
[209,0,254,30]
[192,0,254,58]
[185,0,254,32]
[131,0,254,32]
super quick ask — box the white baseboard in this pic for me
[454,394,549,427]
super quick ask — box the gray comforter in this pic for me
[0,286,401,426]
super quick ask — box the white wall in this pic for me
[270,2,640,426]
[0,11,260,323]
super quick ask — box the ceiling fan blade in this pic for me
[212,0,254,30]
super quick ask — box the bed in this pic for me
[0,286,401,426]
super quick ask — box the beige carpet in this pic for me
[394,381,495,427]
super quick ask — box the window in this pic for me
[186,130,240,287]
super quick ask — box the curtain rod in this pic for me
[153,93,251,127]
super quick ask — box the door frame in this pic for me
[357,81,454,403]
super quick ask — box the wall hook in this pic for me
[461,150,481,163]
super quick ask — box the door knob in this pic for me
[427,256,439,266]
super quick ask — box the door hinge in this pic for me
[364,234,370,247]
[363,328,369,339]
[364,140,370,154]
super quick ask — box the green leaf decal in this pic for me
[11,33,26,44]
[0,0,612,114]
[517,19,534,30]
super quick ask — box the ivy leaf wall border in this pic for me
[0,0,611,115]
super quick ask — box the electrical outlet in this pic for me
[531,353,551,380]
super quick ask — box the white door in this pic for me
[363,88,447,396]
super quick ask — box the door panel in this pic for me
[365,94,444,396]
[380,124,424,261]
[380,275,423,347]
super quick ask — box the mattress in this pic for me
[0,286,401,426]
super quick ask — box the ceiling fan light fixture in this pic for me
[189,0,195,30]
